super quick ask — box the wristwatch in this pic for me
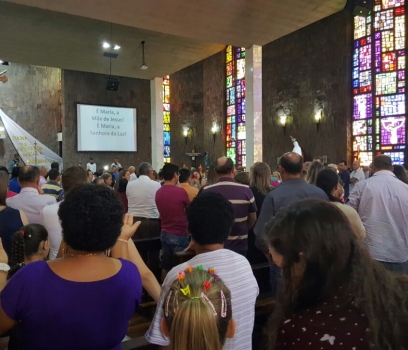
[0,263,10,272]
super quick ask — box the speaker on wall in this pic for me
[353,0,374,17]
[105,77,120,91]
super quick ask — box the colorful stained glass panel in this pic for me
[381,116,406,144]
[353,94,373,119]
[376,72,397,94]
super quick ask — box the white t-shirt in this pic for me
[42,202,63,260]
[145,249,259,350]
[87,162,96,173]
[129,173,137,182]
[126,175,161,218]
[350,168,366,192]
[111,162,122,169]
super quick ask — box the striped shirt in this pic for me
[145,249,259,350]
[202,178,257,252]
[41,181,63,201]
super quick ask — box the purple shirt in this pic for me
[1,259,142,350]
[203,178,257,252]
[155,185,190,236]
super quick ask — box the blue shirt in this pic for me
[254,178,328,252]
[9,178,21,194]
[339,170,351,199]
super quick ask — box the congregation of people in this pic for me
[1,151,408,349]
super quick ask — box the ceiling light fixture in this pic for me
[0,60,3,64]
[141,41,148,70]
[113,45,121,50]
[103,42,111,49]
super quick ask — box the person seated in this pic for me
[160,267,235,350]
[316,169,366,240]
[146,192,259,350]
[8,224,49,279]
[0,172,28,257]
[0,184,143,350]
[265,199,408,349]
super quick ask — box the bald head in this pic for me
[373,155,393,172]
[279,152,303,176]
[216,157,234,176]
[352,160,360,170]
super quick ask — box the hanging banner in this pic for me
[0,109,63,170]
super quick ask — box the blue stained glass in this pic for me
[353,80,359,87]
[237,115,242,123]
[231,116,236,123]
[232,124,236,138]
[355,41,360,48]
[164,132,171,146]
[353,49,359,67]
[237,104,242,114]
[353,67,359,79]
[164,146,170,157]
[242,99,246,114]
[230,87,235,104]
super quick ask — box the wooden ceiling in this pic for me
[0,0,346,79]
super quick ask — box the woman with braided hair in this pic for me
[8,224,49,280]
[161,267,236,350]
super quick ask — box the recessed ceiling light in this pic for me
[113,45,121,50]
[103,42,111,49]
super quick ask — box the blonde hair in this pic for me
[249,162,272,195]
[163,268,232,350]
[305,161,325,185]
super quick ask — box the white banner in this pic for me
[0,109,63,170]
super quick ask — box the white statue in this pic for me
[381,117,405,144]
[290,136,302,156]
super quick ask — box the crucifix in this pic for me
[185,150,206,168]
[34,141,37,166]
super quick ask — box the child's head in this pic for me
[8,224,49,279]
[161,267,235,350]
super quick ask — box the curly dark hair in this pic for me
[8,224,48,280]
[58,184,124,252]
[187,192,234,245]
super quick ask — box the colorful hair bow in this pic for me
[178,270,185,282]
[196,265,203,270]
[203,281,212,291]
[185,266,193,273]
[180,285,191,296]
[208,267,215,274]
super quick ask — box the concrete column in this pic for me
[245,45,263,166]
[150,77,163,172]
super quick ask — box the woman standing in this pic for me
[265,200,408,349]
[0,185,143,350]
[305,161,325,185]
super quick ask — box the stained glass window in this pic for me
[353,1,407,165]
[226,45,246,168]
[163,76,171,163]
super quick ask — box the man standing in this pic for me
[110,165,119,182]
[155,163,190,280]
[254,152,328,295]
[8,154,20,174]
[86,158,96,173]
[128,166,137,181]
[349,160,366,193]
[111,158,122,169]
[146,192,258,350]
[41,169,63,201]
[202,157,257,256]
[126,162,161,238]
[42,166,87,259]
[348,155,408,273]
[38,166,48,189]
[338,160,350,200]
[7,166,56,224]
[178,168,198,202]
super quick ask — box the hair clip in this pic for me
[196,265,203,270]
[208,267,215,274]
[191,296,200,300]
[180,285,191,296]
[178,270,185,282]
[201,292,217,316]
[220,290,227,318]
[185,266,193,273]
[203,281,212,291]
[165,290,173,317]
[173,290,179,313]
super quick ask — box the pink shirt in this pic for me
[155,185,190,236]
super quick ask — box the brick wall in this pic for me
[262,10,353,168]
[170,51,225,169]
[0,63,61,169]
[62,70,151,171]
